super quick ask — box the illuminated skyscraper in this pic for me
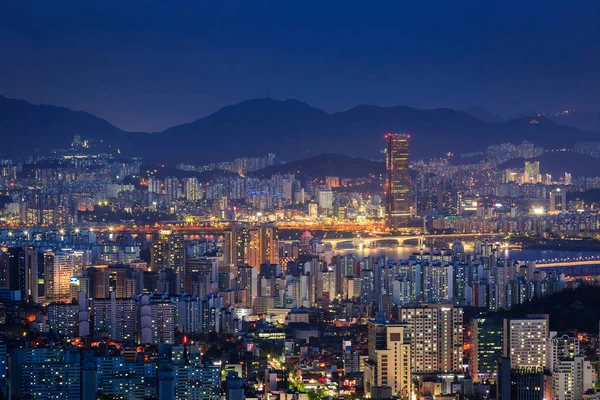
[256,225,279,266]
[151,230,184,274]
[525,161,541,183]
[470,316,507,381]
[24,246,44,303]
[44,249,75,303]
[184,177,201,201]
[224,224,278,267]
[385,133,411,227]
[223,225,249,267]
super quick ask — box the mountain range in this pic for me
[462,106,600,132]
[1,95,598,163]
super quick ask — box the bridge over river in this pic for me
[320,233,503,249]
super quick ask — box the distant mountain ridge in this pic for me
[0,95,598,163]
[548,110,600,132]
[0,95,139,155]
[462,106,504,123]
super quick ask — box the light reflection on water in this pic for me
[333,245,599,262]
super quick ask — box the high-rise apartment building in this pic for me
[223,224,278,267]
[525,161,541,183]
[164,176,181,201]
[247,225,279,267]
[16,348,81,400]
[93,291,138,341]
[385,133,411,227]
[399,304,464,373]
[497,357,547,400]
[184,177,201,201]
[509,315,549,370]
[47,303,79,338]
[223,225,249,267]
[317,189,333,211]
[421,263,453,302]
[363,320,412,399]
[237,265,258,308]
[0,247,23,294]
[551,333,593,400]
[174,363,220,400]
[151,230,184,275]
[44,249,75,303]
[139,294,176,344]
[96,356,157,399]
[549,189,566,212]
[148,176,162,194]
[24,246,44,303]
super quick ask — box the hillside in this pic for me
[497,152,600,177]
[122,164,238,188]
[462,106,504,123]
[250,153,385,179]
[549,110,600,132]
[498,286,600,333]
[567,189,600,205]
[0,95,142,156]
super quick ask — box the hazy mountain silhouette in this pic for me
[154,98,597,162]
[548,111,600,132]
[1,95,598,163]
[0,95,140,155]
[462,106,504,123]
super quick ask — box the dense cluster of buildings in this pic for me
[0,220,595,399]
[0,134,599,399]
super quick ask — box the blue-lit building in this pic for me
[13,347,80,400]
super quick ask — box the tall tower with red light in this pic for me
[385,133,411,228]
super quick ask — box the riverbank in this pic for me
[514,237,600,252]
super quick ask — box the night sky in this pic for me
[1,0,599,132]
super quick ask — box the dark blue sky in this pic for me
[1,0,599,131]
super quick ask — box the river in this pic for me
[333,246,600,263]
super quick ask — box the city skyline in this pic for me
[2,2,600,399]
